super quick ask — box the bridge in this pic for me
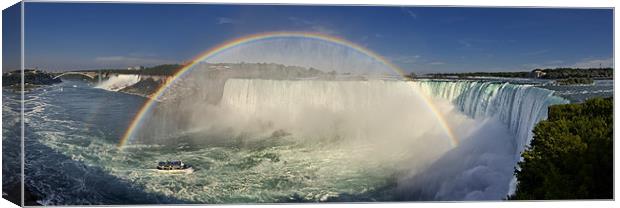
[53,71,100,80]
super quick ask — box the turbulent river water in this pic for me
[3,78,605,205]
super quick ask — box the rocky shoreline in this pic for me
[118,77,163,98]
[2,69,62,88]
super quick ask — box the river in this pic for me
[1,77,611,204]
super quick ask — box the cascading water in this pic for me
[412,81,569,159]
[95,74,141,91]
[217,79,455,146]
[130,77,568,201]
[394,80,568,200]
[11,71,571,203]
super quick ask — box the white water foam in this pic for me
[399,81,568,199]
[20,78,569,203]
[95,74,140,91]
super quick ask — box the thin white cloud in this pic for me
[401,8,417,19]
[288,16,338,35]
[523,57,612,69]
[310,25,338,35]
[547,60,564,64]
[288,16,313,25]
[216,17,239,25]
[521,49,549,56]
[458,38,499,49]
[458,39,472,48]
[428,61,446,65]
[94,55,176,66]
[390,55,421,64]
[571,57,613,68]
[128,52,158,57]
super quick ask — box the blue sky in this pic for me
[2,2,20,72]
[7,3,614,73]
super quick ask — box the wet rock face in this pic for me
[119,77,162,97]
[2,70,62,87]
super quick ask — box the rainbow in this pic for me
[118,31,458,148]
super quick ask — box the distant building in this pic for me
[531,69,546,78]
[127,66,145,70]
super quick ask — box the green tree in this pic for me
[511,97,613,199]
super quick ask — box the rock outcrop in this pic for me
[2,69,62,87]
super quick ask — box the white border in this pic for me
[14,0,620,7]
[20,0,24,207]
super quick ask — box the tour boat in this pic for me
[156,160,194,174]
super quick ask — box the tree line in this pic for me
[79,64,183,76]
[535,67,613,79]
[554,77,594,85]
[425,67,613,79]
[426,71,530,78]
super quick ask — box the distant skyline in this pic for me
[3,3,614,73]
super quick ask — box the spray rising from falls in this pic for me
[119,78,474,202]
[95,74,140,91]
[137,79,459,159]
[113,32,570,202]
[413,81,568,158]
[218,79,453,145]
[132,77,567,201]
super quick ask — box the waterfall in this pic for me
[137,78,569,200]
[381,80,568,200]
[218,79,567,161]
[145,78,567,159]
[217,79,452,145]
[95,74,141,91]
[412,80,568,158]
